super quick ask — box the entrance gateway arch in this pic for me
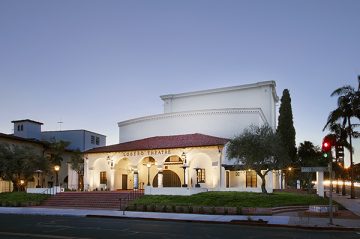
[152,170,181,187]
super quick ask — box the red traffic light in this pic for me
[322,135,333,152]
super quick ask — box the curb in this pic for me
[85,214,360,231]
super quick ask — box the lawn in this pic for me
[132,191,329,208]
[0,192,49,207]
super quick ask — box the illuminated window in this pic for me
[100,171,107,184]
[246,170,257,188]
[197,169,205,183]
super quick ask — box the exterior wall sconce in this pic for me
[107,156,113,167]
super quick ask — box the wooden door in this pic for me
[122,174,128,190]
[226,171,230,188]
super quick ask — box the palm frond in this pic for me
[331,85,355,97]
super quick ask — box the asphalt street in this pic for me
[0,214,358,239]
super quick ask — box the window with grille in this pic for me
[197,169,205,183]
[246,170,257,187]
[91,135,95,144]
[95,137,100,145]
[100,171,107,184]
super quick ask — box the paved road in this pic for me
[0,214,358,239]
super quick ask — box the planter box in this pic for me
[214,207,225,215]
[202,206,214,214]
[165,205,175,213]
[155,205,165,212]
[226,207,238,215]
[242,207,272,215]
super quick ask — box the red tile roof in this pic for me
[85,133,229,154]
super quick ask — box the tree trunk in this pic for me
[348,116,356,199]
[259,174,267,194]
[12,180,20,192]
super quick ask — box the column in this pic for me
[109,169,115,191]
[158,171,163,188]
[83,159,89,191]
[316,171,324,197]
[88,167,94,191]
[185,167,189,187]
[133,171,139,190]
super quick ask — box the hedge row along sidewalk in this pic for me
[127,191,335,215]
[0,192,49,207]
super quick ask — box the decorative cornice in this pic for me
[118,108,268,127]
[160,81,276,100]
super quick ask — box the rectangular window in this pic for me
[95,137,100,145]
[197,169,205,183]
[246,170,257,188]
[91,135,95,144]
[17,125,20,131]
[100,171,107,184]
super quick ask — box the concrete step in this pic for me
[272,206,309,214]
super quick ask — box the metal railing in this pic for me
[119,189,144,215]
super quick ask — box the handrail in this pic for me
[119,189,144,215]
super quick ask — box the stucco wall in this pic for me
[118,108,265,143]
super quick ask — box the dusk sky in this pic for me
[1,1,360,164]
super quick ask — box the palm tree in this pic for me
[324,77,360,199]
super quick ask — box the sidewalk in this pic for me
[0,203,359,230]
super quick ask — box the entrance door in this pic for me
[226,171,230,188]
[122,174,128,190]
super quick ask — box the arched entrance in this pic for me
[153,170,181,187]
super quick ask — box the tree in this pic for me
[277,89,297,163]
[226,125,289,193]
[45,140,70,166]
[0,143,49,191]
[297,141,324,192]
[323,77,360,199]
[68,149,84,191]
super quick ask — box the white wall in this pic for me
[119,108,265,143]
[118,81,277,143]
[161,81,277,128]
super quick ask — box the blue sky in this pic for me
[0,0,360,164]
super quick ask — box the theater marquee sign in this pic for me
[122,149,172,158]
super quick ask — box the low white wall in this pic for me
[27,186,63,194]
[145,186,208,195]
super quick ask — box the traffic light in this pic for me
[322,136,332,152]
[322,135,334,159]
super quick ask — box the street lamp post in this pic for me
[181,165,188,187]
[35,170,42,188]
[54,165,60,187]
[181,152,188,187]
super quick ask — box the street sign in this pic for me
[301,167,329,173]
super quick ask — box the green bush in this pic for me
[0,192,49,207]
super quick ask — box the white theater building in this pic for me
[84,81,282,195]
